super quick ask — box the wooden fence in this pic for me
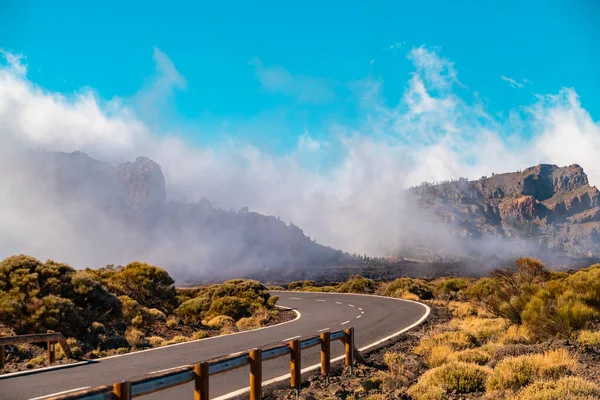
[43,327,365,400]
[0,332,73,370]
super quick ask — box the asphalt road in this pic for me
[0,291,429,400]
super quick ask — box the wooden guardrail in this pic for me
[0,332,73,370]
[44,327,365,400]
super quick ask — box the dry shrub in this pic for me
[56,337,83,359]
[447,301,479,319]
[401,292,421,301]
[576,330,600,347]
[381,352,422,391]
[166,315,179,328]
[147,336,165,347]
[415,330,479,358]
[204,315,235,329]
[426,345,453,367]
[163,336,190,345]
[499,325,534,345]
[236,316,261,331]
[450,349,490,365]
[25,355,47,369]
[125,328,146,349]
[487,349,578,391]
[487,344,544,368]
[451,317,508,342]
[516,376,600,399]
[407,361,491,399]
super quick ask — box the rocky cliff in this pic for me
[410,164,600,261]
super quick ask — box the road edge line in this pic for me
[0,360,93,380]
[213,294,431,400]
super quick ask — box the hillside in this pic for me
[0,150,347,281]
[409,164,600,262]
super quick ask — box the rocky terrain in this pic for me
[408,164,600,263]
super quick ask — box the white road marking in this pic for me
[356,315,362,319]
[316,299,326,302]
[213,292,431,400]
[348,304,355,307]
[289,297,302,300]
[335,301,342,304]
[358,307,363,310]
[148,366,186,374]
[340,320,350,325]
[282,335,301,342]
[361,311,365,314]
[29,387,91,400]
[317,328,330,332]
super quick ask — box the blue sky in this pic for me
[1,0,600,254]
[1,0,599,154]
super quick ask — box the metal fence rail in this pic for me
[0,332,73,369]
[44,327,363,400]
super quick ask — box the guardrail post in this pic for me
[58,337,73,359]
[0,345,4,370]
[194,362,209,400]
[249,348,262,400]
[344,327,354,375]
[320,332,330,383]
[113,381,131,400]
[290,339,301,398]
[47,341,56,364]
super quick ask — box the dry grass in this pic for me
[450,349,490,365]
[203,315,235,329]
[576,330,600,347]
[125,328,146,349]
[451,317,509,342]
[487,349,578,391]
[415,330,479,357]
[236,316,261,331]
[408,361,491,399]
[516,376,600,399]
[147,336,165,347]
[166,316,179,329]
[425,345,453,367]
[192,331,208,340]
[499,325,534,345]
[162,335,190,345]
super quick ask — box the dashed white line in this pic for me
[356,315,362,319]
[335,301,343,304]
[289,297,302,300]
[317,328,330,332]
[340,320,351,325]
[149,366,185,374]
[282,335,301,342]
[361,311,365,314]
[358,307,363,311]
[29,387,91,400]
[348,304,355,307]
[316,299,326,302]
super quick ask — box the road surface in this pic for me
[0,291,429,400]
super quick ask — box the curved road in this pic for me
[0,291,429,400]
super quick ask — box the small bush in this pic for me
[408,361,491,399]
[57,337,83,359]
[26,356,47,369]
[517,376,600,399]
[450,349,490,365]
[166,316,179,328]
[486,349,578,391]
[192,331,208,340]
[176,297,210,324]
[426,345,453,367]
[576,330,600,347]
[499,325,534,345]
[381,278,433,300]
[125,328,146,349]
[207,296,251,320]
[451,317,508,342]
[338,275,377,294]
[204,315,235,329]
[447,301,479,319]
[236,316,261,331]
[163,336,190,345]
[415,330,479,358]
[147,336,165,347]
[432,277,473,299]
[382,352,421,391]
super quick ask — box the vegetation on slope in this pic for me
[0,254,284,371]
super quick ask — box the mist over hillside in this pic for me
[1,149,599,282]
[0,150,347,281]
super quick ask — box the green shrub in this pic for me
[432,277,473,299]
[408,361,491,399]
[381,277,433,300]
[166,316,179,328]
[204,315,235,329]
[192,331,208,340]
[450,349,490,365]
[176,297,211,324]
[125,328,147,349]
[338,275,376,294]
[207,296,251,320]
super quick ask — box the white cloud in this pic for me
[250,57,335,103]
[0,46,599,266]
[500,75,527,89]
